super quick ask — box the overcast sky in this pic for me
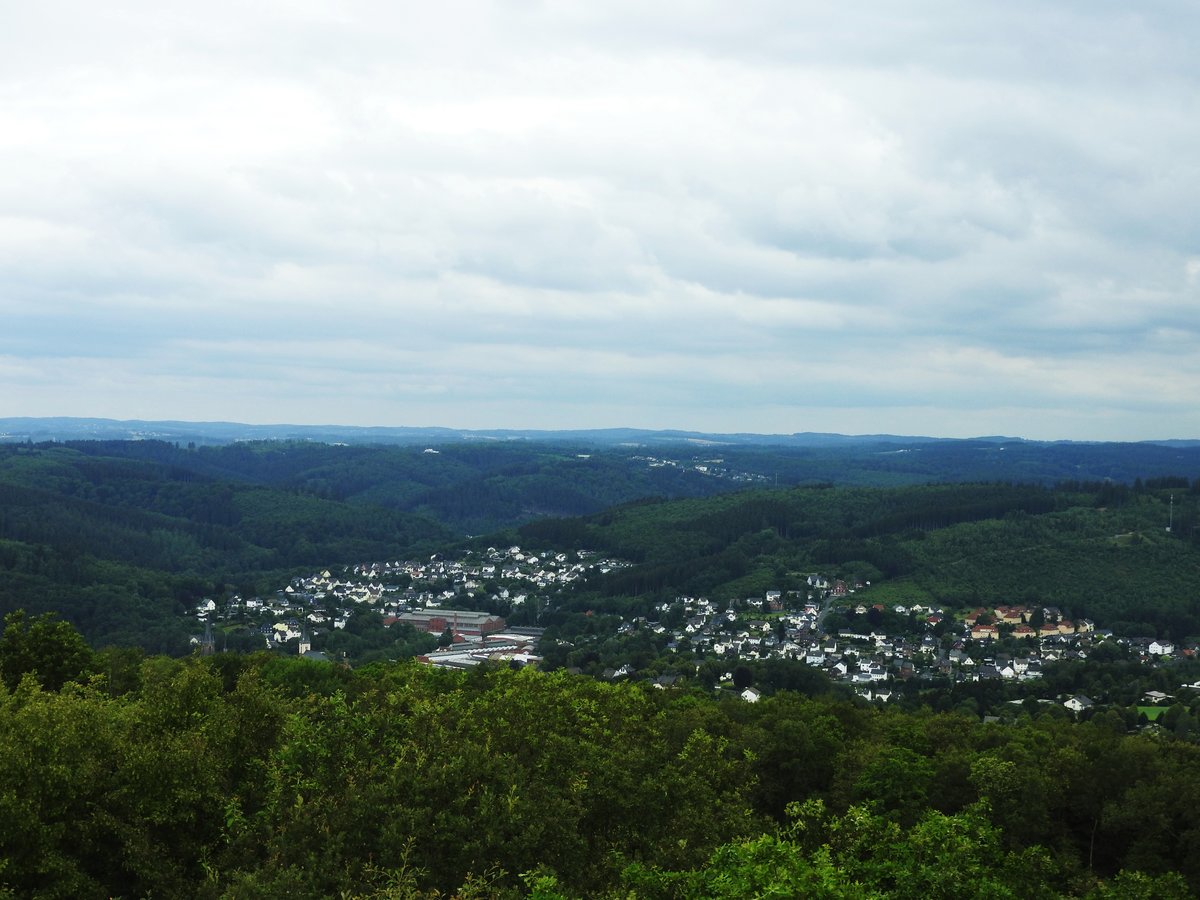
[3,2,1198,439]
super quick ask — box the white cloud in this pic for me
[1,1,1198,439]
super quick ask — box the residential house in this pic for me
[1150,640,1175,656]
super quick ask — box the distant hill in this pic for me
[5,418,1200,489]
[0,415,1105,447]
[0,416,971,447]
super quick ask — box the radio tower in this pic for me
[1167,494,1174,533]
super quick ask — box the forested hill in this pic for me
[8,428,1200,506]
[520,479,1200,639]
[4,438,1200,650]
[0,439,747,650]
[39,439,743,533]
[10,436,1200,536]
[0,444,456,651]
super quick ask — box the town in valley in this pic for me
[194,544,1195,724]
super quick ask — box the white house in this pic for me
[1064,695,1095,713]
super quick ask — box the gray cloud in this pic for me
[1,2,1198,439]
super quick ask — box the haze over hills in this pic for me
[1,416,1195,448]
[0,416,981,446]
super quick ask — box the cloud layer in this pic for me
[3,1,1199,438]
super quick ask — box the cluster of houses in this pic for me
[629,454,771,484]
[192,545,630,658]
[589,591,1199,709]
[192,554,1197,718]
[345,545,632,605]
[961,604,1096,641]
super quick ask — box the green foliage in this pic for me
[0,610,94,691]
[619,800,1057,899]
[0,639,1199,897]
[1087,870,1191,899]
[0,659,238,898]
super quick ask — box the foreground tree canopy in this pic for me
[0,616,1198,898]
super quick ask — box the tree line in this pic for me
[1,610,1197,898]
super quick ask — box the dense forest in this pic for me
[5,418,1200,488]
[0,620,1196,898]
[35,439,741,533]
[0,444,457,651]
